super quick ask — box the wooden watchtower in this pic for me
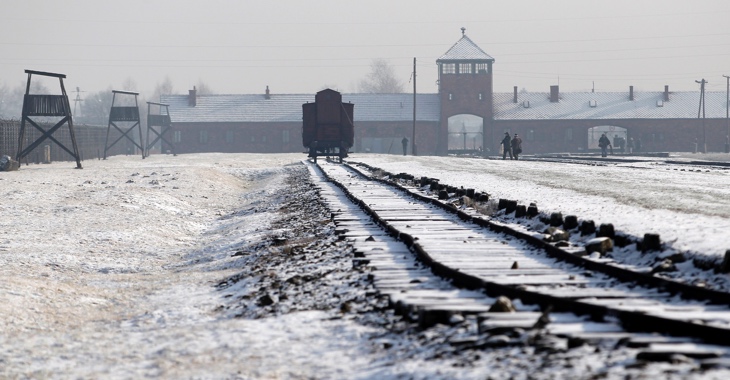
[16,70,82,169]
[144,102,174,157]
[103,90,144,159]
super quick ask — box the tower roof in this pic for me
[437,29,494,62]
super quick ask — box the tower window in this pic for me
[476,63,488,73]
[459,63,472,74]
[442,63,456,74]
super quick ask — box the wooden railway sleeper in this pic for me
[316,161,730,346]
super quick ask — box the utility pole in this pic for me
[412,57,417,156]
[73,86,84,116]
[723,75,730,153]
[461,123,467,150]
[696,79,707,153]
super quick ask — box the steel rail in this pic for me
[349,160,730,306]
[315,160,730,346]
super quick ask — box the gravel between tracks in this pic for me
[1,153,729,379]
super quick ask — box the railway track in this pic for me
[523,154,730,171]
[307,158,730,363]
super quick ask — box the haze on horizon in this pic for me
[1,0,729,100]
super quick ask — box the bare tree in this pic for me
[0,81,51,119]
[357,59,405,93]
[76,88,113,125]
[121,77,138,92]
[195,80,214,95]
[151,76,174,103]
[0,83,11,119]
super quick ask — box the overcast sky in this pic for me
[2,0,729,100]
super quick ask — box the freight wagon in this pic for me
[302,89,354,163]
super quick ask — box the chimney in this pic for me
[550,85,559,103]
[629,85,634,101]
[265,85,271,100]
[664,85,670,101]
[513,86,518,103]
[188,86,197,107]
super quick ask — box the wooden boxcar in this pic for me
[302,88,354,162]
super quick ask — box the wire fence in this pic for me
[0,119,130,163]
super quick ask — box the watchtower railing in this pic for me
[109,106,140,122]
[16,69,82,169]
[22,95,71,116]
[144,102,174,157]
[104,90,143,159]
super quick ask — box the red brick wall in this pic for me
[355,121,440,155]
[170,118,730,156]
[439,72,494,155]
[172,122,303,154]
[494,118,730,154]
[170,121,441,156]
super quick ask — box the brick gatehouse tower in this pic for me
[437,28,495,155]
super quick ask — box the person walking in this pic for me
[618,136,626,153]
[511,134,523,160]
[598,133,611,157]
[501,132,513,160]
[401,137,408,156]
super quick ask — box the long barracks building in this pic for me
[161,32,730,156]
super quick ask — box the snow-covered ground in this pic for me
[2,152,730,379]
[350,153,730,286]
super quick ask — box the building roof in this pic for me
[437,34,495,62]
[161,93,441,124]
[494,90,729,120]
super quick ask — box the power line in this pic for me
[2,33,730,49]
[1,9,728,25]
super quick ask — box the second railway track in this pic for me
[308,158,730,362]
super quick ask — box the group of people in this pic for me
[401,131,646,159]
[599,133,641,157]
[500,132,523,160]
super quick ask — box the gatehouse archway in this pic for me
[588,125,627,151]
[447,114,483,153]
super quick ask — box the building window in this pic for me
[251,136,256,142]
[658,133,665,142]
[199,130,208,144]
[442,63,456,74]
[225,130,234,144]
[282,130,290,143]
[459,63,472,74]
[448,93,453,101]
[476,63,488,73]
[565,128,573,141]
[527,129,535,141]
[173,131,181,143]
[478,93,483,100]
[262,135,267,143]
